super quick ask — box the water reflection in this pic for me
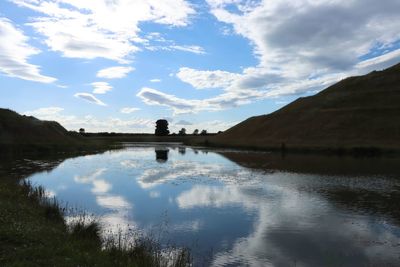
[155,148,169,163]
[178,146,186,155]
[7,145,400,266]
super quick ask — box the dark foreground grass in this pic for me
[0,177,191,267]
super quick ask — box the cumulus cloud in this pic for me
[140,0,400,115]
[136,86,275,114]
[92,82,112,94]
[11,0,196,63]
[96,66,134,79]
[208,0,400,73]
[0,17,56,83]
[137,87,204,114]
[74,93,107,106]
[177,67,241,89]
[120,107,141,114]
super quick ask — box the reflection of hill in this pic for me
[218,151,400,176]
[0,151,109,180]
[218,151,400,224]
[212,63,400,151]
[0,155,67,180]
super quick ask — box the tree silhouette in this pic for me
[79,128,85,134]
[178,128,186,135]
[200,129,207,135]
[193,129,199,135]
[155,119,170,136]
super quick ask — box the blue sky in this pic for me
[1,0,400,133]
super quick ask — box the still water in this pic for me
[21,144,400,266]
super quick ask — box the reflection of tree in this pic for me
[178,146,186,155]
[155,149,169,163]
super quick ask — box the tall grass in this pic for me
[18,180,192,267]
[20,180,66,222]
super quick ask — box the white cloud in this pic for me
[175,120,192,126]
[137,86,271,115]
[142,32,206,54]
[0,17,56,83]
[177,67,241,89]
[150,78,162,83]
[208,0,400,73]
[137,87,204,115]
[120,107,141,114]
[23,107,155,132]
[24,107,64,117]
[12,0,196,63]
[145,44,206,54]
[169,45,205,54]
[356,48,400,71]
[97,66,134,79]
[74,93,107,106]
[91,82,112,94]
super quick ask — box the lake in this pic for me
[14,143,400,266]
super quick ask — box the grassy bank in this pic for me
[0,158,191,267]
[186,137,399,157]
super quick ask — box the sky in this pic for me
[1,0,400,133]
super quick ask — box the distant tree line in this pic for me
[74,120,223,137]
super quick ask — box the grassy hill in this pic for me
[0,108,80,145]
[0,108,118,153]
[210,62,400,153]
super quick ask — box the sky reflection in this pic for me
[25,145,400,266]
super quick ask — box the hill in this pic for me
[210,62,400,152]
[0,108,80,145]
[0,108,118,154]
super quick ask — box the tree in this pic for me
[200,129,207,135]
[178,128,186,136]
[155,119,170,136]
[79,128,85,134]
[193,129,199,135]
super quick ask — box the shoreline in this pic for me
[184,138,400,157]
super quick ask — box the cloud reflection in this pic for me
[176,180,400,266]
[74,168,135,232]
